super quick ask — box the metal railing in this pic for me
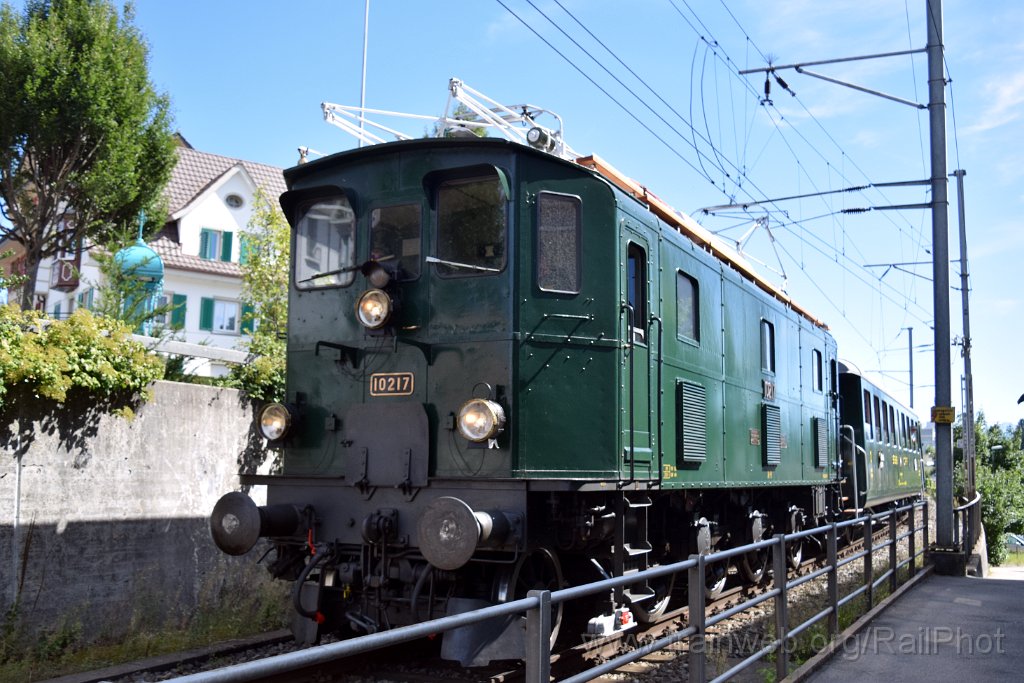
[175,501,929,683]
[953,492,982,559]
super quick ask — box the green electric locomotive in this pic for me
[210,134,921,663]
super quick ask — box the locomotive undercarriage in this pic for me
[237,482,831,665]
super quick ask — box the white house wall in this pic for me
[177,168,257,264]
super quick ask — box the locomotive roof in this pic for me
[285,137,828,330]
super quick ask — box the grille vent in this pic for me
[814,417,829,469]
[762,403,782,467]
[677,381,707,463]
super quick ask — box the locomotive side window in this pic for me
[627,243,647,344]
[760,320,775,373]
[812,349,823,392]
[536,192,581,293]
[295,196,356,289]
[676,271,699,342]
[371,204,420,280]
[436,175,507,276]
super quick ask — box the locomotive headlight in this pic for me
[457,399,506,442]
[258,403,292,441]
[355,289,392,329]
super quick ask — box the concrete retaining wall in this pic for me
[0,380,276,641]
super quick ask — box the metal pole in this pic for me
[525,590,551,682]
[359,0,370,148]
[927,0,954,549]
[773,535,789,682]
[952,169,975,499]
[688,555,706,682]
[905,327,914,409]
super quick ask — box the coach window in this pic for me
[889,405,897,446]
[295,196,356,289]
[812,349,823,392]
[874,396,882,444]
[536,192,581,293]
[435,173,507,276]
[371,203,420,280]
[677,271,699,343]
[863,390,873,440]
[760,320,775,373]
[627,243,647,344]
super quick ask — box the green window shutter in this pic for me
[54,302,61,319]
[199,297,214,331]
[200,229,212,260]
[221,231,233,262]
[171,294,187,330]
[239,235,251,265]
[241,304,254,334]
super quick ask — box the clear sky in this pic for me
[20,1,1024,426]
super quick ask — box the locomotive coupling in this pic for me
[210,491,305,556]
[417,496,516,571]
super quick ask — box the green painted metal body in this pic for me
[276,138,843,492]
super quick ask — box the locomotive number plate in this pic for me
[370,372,415,396]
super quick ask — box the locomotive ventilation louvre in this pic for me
[678,380,708,463]
[762,403,782,467]
[814,417,829,469]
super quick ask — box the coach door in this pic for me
[621,231,657,479]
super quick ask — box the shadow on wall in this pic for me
[0,518,281,642]
[0,380,280,650]
[0,389,147,468]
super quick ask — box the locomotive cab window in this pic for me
[435,173,507,276]
[536,192,581,293]
[371,203,420,280]
[627,243,647,344]
[295,196,356,289]
[677,271,699,343]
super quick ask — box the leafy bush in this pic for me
[0,305,163,410]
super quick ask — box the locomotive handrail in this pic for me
[652,314,664,485]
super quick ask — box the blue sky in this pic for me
[34,1,1024,425]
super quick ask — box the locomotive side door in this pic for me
[620,227,658,478]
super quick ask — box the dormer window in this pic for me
[200,228,233,262]
[225,194,244,209]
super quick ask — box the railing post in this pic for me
[889,512,898,592]
[526,589,551,682]
[909,506,917,577]
[863,517,874,608]
[924,500,930,551]
[773,534,789,682]
[688,555,706,682]
[828,523,839,638]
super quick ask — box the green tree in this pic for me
[0,0,176,310]
[956,413,1024,564]
[229,190,288,402]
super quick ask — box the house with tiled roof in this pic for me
[22,135,287,376]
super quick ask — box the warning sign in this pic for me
[931,406,956,424]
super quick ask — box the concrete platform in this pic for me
[807,573,1024,681]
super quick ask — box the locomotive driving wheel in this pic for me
[739,512,770,584]
[786,509,804,569]
[494,547,564,645]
